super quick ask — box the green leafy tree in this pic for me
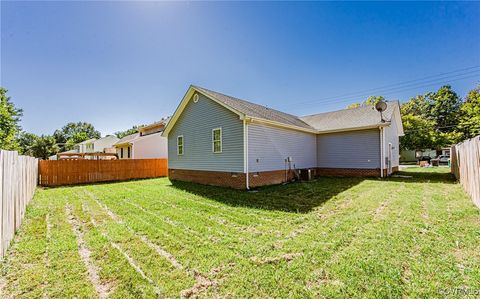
[0,88,23,150]
[54,122,100,151]
[400,114,436,150]
[458,86,480,139]
[425,85,462,130]
[347,95,385,109]
[17,131,39,156]
[30,135,59,159]
[115,125,143,139]
[400,95,429,117]
[64,132,90,150]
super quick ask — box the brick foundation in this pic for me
[248,170,295,188]
[317,167,381,177]
[169,169,246,189]
[170,166,400,189]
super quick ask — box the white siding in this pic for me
[248,123,317,172]
[317,129,381,169]
[384,114,400,167]
[133,134,168,159]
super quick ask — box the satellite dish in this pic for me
[375,101,387,112]
[375,101,387,123]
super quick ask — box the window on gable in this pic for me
[177,135,184,155]
[212,128,222,153]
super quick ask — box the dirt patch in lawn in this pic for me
[66,205,112,299]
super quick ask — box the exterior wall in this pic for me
[116,145,132,159]
[168,93,244,172]
[133,133,168,159]
[248,123,317,172]
[316,129,380,169]
[93,136,120,152]
[383,114,400,168]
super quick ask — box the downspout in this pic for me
[379,127,384,178]
[244,119,250,190]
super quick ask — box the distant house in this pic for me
[162,85,404,189]
[73,138,96,153]
[88,135,119,153]
[114,119,169,159]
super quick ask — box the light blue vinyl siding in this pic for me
[168,93,244,172]
[248,123,317,172]
[316,129,380,169]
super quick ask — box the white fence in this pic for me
[451,136,480,208]
[0,150,38,259]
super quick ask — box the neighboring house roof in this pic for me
[114,131,165,147]
[114,133,140,146]
[163,85,404,136]
[140,117,171,132]
[300,101,401,134]
[194,86,313,130]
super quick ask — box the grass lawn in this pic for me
[1,167,479,298]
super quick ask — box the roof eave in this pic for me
[315,123,391,135]
[247,117,318,134]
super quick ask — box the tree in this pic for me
[0,88,23,150]
[17,131,38,156]
[54,122,100,151]
[425,85,462,131]
[115,125,143,139]
[400,114,436,150]
[64,132,90,150]
[347,95,385,109]
[30,135,59,159]
[458,85,480,139]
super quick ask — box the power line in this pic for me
[277,66,480,108]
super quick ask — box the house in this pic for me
[162,85,404,189]
[87,135,119,153]
[114,119,169,159]
[73,138,96,153]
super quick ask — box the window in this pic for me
[127,147,131,158]
[120,148,124,158]
[177,135,184,155]
[212,128,222,153]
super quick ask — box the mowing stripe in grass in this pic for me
[81,202,163,296]
[86,189,223,298]
[65,204,111,299]
[42,212,51,299]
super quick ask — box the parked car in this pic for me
[432,155,450,165]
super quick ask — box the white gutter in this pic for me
[244,119,250,190]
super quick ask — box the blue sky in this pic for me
[1,1,479,136]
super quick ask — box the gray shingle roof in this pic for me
[300,101,399,132]
[193,86,315,130]
[114,133,139,145]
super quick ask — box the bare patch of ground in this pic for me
[250,253,302,265]
[81,202,162,296]
[42,213,52,299]
[66,205,111,299]
[85,191,220,297]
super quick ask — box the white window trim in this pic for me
[212,128,222,153]
[177,135,184,155]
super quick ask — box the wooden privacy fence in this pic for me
[451,136,480,208]
[1,150,38,259]
[39,158,168,187]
